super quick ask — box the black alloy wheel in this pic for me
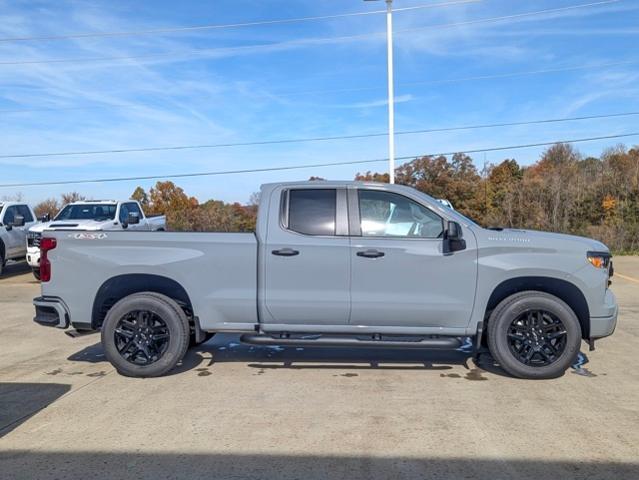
[114,310,170,366]
[507,309,567,367]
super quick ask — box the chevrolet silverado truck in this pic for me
[0,201,37,276]
[27,199,165,279]
[32,181,617,379]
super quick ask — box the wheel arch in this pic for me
[484,276,590,339]
[92,274,193,330]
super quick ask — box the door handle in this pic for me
[272,248,300,257]
[356,249,385,258]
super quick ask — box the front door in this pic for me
[263,187,351,325]
[2,206,25,257]
[349,188,477,329]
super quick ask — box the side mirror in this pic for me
[12,215,25,228]
[127,212,140,225]
[444,221,466,254]
[41,213,51,222]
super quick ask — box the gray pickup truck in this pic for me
[33,181,617,379]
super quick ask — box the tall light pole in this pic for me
[367,0,396,183]
[385,0,396,184]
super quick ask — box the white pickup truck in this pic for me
[0,202,38,276]
[27,200,165,279]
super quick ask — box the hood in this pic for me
[484,228,609,252]
[29,219,112,233]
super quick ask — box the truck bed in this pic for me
[42,230,258,330]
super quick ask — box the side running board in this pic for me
[240,333,462,350]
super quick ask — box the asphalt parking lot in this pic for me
[1,259,638,480]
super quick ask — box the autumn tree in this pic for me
[33,198,60,219]
[1,193,23,201]
[355,171,390,183]
[61,192,86,204]
[130,181,198,216]
[167,200,256,232]
[131,186,149,210]
[33,192,87,220]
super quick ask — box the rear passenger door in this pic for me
[262,187,351,326]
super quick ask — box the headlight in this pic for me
[587,251,611,269]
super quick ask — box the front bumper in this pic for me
[33,296,70,329]
[590,289,618,339]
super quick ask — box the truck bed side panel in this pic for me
[42,231,258,330]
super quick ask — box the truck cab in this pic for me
[0,202,37,276]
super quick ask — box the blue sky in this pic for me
[1,0,638,204]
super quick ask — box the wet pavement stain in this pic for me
[465,368,488,381]
[440,373,462,378]
[195,368,212,377]
[45,368,62,376]
[333,373,358,378]
[86,371,107,377]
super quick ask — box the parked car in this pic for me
[0,201,37,276]
[26,200,165,279]
[32,181,617,379]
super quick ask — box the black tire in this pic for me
[32,268,41,281]
[101,292,190,378]
[127,291,213,347]
[487,291,581,379]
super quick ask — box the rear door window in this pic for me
[287,189,336,236]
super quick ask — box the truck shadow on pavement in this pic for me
[68,334,513,379]
[0,451,637,480]
[0,261,32,281]
[0,382,71,438]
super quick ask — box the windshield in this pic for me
[436,203,482,228]
[54,204,117,221]
[410,188,481,228]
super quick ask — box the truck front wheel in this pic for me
[101,292,190,377]
[487,291,581,379]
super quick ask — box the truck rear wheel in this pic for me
[487,291,581,379]
[32,268,41,281]
[101,292,190,377]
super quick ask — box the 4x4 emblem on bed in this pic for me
[70,232,108,240]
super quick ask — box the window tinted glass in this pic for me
[127,203,142,216]
[119,204,130,223]
[55,204,117,221]
[288,189,336,236]
[3,206,17,224]
[18,205,34,223]
[358,190,443,238]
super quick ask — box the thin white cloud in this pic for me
[342,94,414,109]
